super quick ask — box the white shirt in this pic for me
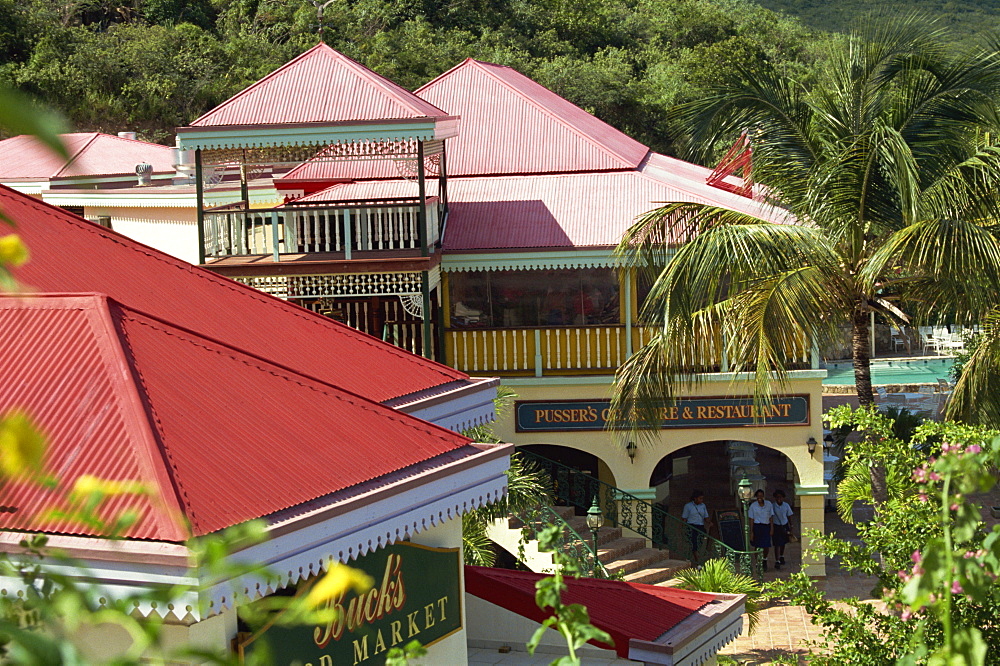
[748,500,774,524]
[773,501,794,526]
[682,501,709,525]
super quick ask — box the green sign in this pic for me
[241,542,462,665]
[515,396,809,432]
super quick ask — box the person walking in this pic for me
[772,490,794,570]
[748,489,774,571]
[681,490,711,564]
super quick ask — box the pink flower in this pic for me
[929,472,942,482]
[912,551,922,564]
[967,444,981,454]
[951,581,963,594]
[951,503,960,511]
[918,493,929,502]
[901,610,913,621]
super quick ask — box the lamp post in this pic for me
[586,497,604,577]
[737,473,753,553]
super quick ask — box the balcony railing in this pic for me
[445,325,814,376]
[203,197,440,260]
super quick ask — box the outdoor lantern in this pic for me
[626,441,638,463]
[807,436,818,455]
[586,498,605,531]
[738,473,753,502]
[823,433,835,454]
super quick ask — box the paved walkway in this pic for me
[717,509,880,664]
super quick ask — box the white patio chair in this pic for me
[891,327,908,354]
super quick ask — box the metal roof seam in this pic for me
[6,190,465,394]
[95,298,191,540]
[54,132,100,178]
[119,311,472,446]
[111,307,200,531]
[466,60,645,167]
[420,59,644,170]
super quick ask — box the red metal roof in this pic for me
[0,133,174,181]
[415,59,649,177]
[1,184,468,401]
[189,44,451,128]
[0,294,473,541]
[295,166,793,249]
[465,566,714,657]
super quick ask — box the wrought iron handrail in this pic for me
[517,503,611,579]
[519,449,763,580]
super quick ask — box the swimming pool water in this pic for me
[822,358,954,385]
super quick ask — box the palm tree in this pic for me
[615,18,1000,504]
[673,558,763,634]
[942,308,1000,427]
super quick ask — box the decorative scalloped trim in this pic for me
[443,259,616,272]
[200,477,507,619]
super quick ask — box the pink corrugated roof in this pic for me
[466,566,714,658]
[0,294,472,540]
[0,133,174,180]
[415,59,648,176]
[295,166,793,249]
[189,44,451,127]
[2,184,468,401]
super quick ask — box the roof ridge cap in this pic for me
[332,50,449,118]
[187,43,328,126]
[464,62,644,168]
[89,296,192,541]
[116,304,472,445]
[55,132,100,178]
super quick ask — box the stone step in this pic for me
[623,560,692,585]
[552,505,576,521]
[597,537,646,564]
[605,548,676,576]
[566,517,622,545]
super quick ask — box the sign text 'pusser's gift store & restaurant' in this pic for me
[515,396,810,432]
[239,543,462,665]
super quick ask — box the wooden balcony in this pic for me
[203,197,439,261]
[445,325,814,376]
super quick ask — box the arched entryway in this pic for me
[517,443,618,489]
[648,440,804,572]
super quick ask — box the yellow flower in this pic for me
[304,564,373,609]
[0,234,29,267]
[0,411,45,480]
[69,475,148,500]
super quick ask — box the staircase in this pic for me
[551,506,690,585]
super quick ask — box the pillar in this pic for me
[795,485,827,577]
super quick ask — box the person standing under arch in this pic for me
[748,489,774,571]
[772,490,794,570]
[681,490,711,564]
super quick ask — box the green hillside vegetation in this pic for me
[752,0,1000,45]
[0,0,836,157]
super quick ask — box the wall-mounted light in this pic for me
[807,437,818,455]
[823,433,835,455]
[626,441,637,463]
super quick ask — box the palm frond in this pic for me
[945,308,1000,428]
[672,558,762,634]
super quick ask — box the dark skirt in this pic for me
[773,524,789,548]
[752,523,772,548]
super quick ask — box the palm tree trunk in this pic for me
[852,307,888,505]
[852,308,875,406]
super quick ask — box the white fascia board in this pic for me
[627,594,746,666]
[0,445,511,621]
[42,190,198,208]
[389,377,500,433]
[0,181,47,195]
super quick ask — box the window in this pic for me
[449,269,619,328]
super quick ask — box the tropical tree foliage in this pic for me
[768,410,1000,664]
[945,309,1000,428]
[673,558,763,633]
[0,0,832,150]
[614,17,1000,503]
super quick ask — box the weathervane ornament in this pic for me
[307,0,338,42]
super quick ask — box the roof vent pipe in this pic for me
[118,131,138,141]
[136,162,153,186]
